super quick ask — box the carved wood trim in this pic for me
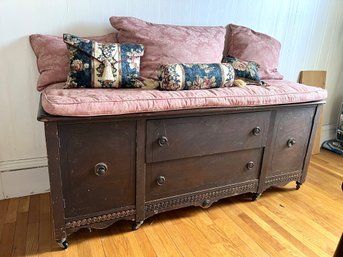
[145,181,258,212]
[265,171,302,186]
[65,209,136,229]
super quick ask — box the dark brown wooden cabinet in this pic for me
[39,101,323,247]
[58,121,136,218]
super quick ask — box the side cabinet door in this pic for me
[59,121,136,218]
[266,106,315,183]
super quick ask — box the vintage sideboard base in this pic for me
[38,101,323,248]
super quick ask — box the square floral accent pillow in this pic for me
[159,63,235,91]
[30,33,117,91]
[222,56,261,83]
[63,34,144,88]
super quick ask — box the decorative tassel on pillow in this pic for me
[233,79,246,88]
[102,60,115,82]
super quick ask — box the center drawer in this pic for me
[146,148,263,201]
[146,111,270,163]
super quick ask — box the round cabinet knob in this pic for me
[158,136,168,147]
[246,161,255,170]
[287,138,296,148]
[95,163,108,176]
[252,127,261,136]
[156,176,166,186]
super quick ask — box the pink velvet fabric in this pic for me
[30,33,117,91]
[109,16,226,80]
[228,24,283,80]
[42,80,327,117]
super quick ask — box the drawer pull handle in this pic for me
[158,136,169,147]
[246,161,255,170]
[252,127,261,136]
[156,176,166,186]
[95,163,108,176]
[287,138,296,147]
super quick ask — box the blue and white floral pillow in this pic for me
[63,34,144,88]
[159,63,235,91]
[222,56,261,83]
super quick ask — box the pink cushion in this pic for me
[227,24,283,80]
[109,16,226,80]
[30,33,117,91]
[42,80,327,117]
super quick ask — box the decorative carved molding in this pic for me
[65,209,136,229]
[265,171,302,186]
[145,181,258,212]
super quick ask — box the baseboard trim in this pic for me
[0,157,50,199]
[0,156,48,173]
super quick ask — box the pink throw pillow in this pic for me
[109,16,226,80]
[30,33,117,91]
[227,24,283,80]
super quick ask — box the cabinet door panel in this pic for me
[269,107,315,177]
[59,121,136,218]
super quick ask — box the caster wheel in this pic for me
[57,239,69,249]
[252,193,262,201]
[296,182,302,190]
[132,221,143,231]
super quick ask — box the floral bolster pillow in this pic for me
[63,34,144,88]
[159,63,235,91]
[222,56,261,83]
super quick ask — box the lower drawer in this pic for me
[146,148,263,201]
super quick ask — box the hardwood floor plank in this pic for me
[0,199,10,241]
[257,204,332,257]
[133,226,157,257]
[12,212,29,257]
[37,193,52,256]
[25,222,39,256]
[76,229,106,257]
[260,196,336,255]
[221,202,292,257]
[28,194,40,224]
[0,223,16,257]
[99,222,131,257]
[5,198,20,224]
[205,206,270,257]
[18,196,30,213]
[241,201,321,257]
[142,219,184,257]
[118,225,146,257]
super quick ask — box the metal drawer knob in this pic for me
[158,136,168,147]
[156,176,166,186]
[95,163,108,176]
[246,161,255,170]
[252,127,261,136]
[287,138,296,148]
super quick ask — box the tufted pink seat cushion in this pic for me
[41,80,327,117]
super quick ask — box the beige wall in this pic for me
[0,0,342,199]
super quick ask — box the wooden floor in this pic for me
[0,150,342,257]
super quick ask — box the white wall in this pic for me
[0,0,342,199]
